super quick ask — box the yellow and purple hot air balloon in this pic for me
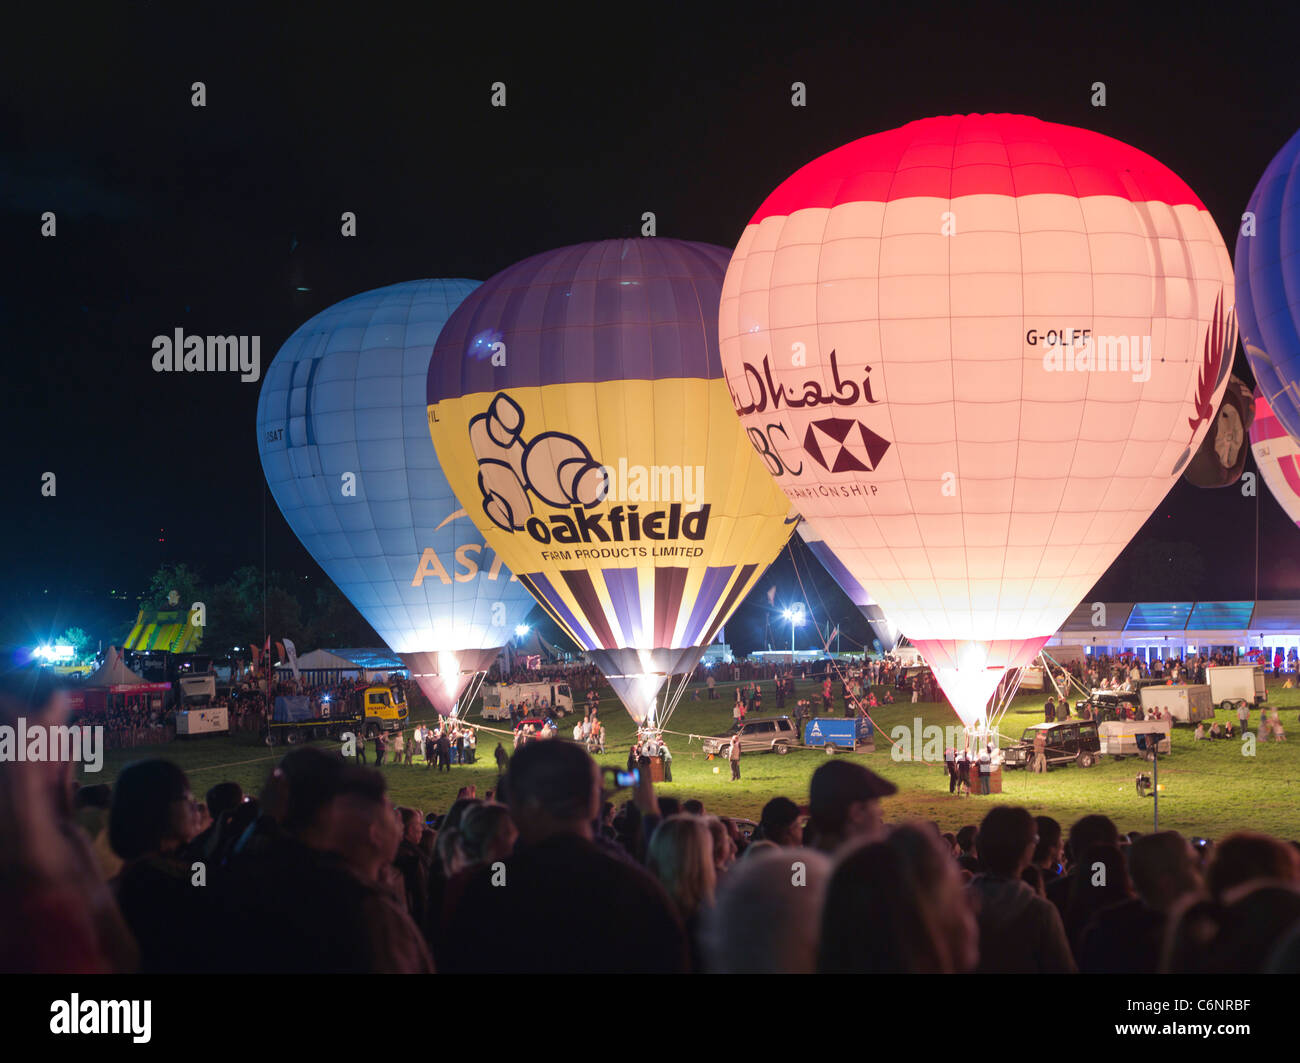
[427,239,795,726]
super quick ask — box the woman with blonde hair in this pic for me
[647,815,716,971]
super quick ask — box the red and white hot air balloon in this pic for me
[1249,391,1300,529]
[719,114,1235,725]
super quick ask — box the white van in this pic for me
[480,682,575,721]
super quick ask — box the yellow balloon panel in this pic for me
[428,377,794,656]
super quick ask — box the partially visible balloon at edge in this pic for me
[1249,390,1300,529]
[1238,127,1300,446]
[1182,375,1255,488]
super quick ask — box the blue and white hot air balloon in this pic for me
[256,280,536,714]
[1238,128,1300,443]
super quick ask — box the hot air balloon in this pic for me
[1238,127,1300,444]
[718,114,1235,725]
[796,520,898,651]
[256,280,537,715]
[1248,392,1300,529]
[1182,375,1255,488]
[426,239,795,726]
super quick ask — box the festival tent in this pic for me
[275,648,407,686]
[72,649,172,715]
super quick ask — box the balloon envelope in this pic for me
[1249,391,1300,529]
[256,280,537,713]
[1238,127,1300,444]
[427,239,795,724]
[719,114,1235,724]
[1182,375,1255,488]
[796,521,898,651]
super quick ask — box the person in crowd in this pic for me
[753,796,803,847]
[1046,814,1121,918]
[954,825,981,876]
[967,806,1076,973]
[820,823,978,974]
[374,731,387,767]
[1165,832,1300,973]
[437,727,452,773]
[647,815,717,972]
[1077,831,1202,973]
[0,676,140,974]
[955,748,971,795]
[1062,842,1134,948]
[807,760,895,854]
[728,731,741,781]
[944,746,957,793]
[439,741,688,973]
[213,748,431,973]
[1030,728,1048,773]
[1033,817,1063,887]
[393,806,430,928]
[493,742,508,774]
[424,728,437,770]
[325,768,433,972]
[393,729,405,764]
[702,846,831,973]
[705,815,737,879]
[185,781,243,861]
[108,759,205,972]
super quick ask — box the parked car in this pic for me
[701,716,798,755]
[1002,720,1101,769]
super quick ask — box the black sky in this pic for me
[5,2,1300,652]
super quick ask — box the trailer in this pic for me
[265,695,362,746]
[1206,665,1267,712]
[1098,719,1171,759]
[1139,684,1214,724]
[802,716,875,753]
[175,705,229,736]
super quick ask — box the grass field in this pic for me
[88,676,1300,841]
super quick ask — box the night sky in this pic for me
[6,3,1300,654]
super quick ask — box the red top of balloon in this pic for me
[749,113,1206,222]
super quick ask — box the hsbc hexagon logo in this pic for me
[803,417,891,474]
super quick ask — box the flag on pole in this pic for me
[283,638,300,682]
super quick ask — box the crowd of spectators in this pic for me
[6,667,1300,976]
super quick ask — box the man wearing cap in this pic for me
[755,797,803,846]
[807,760,896,853]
